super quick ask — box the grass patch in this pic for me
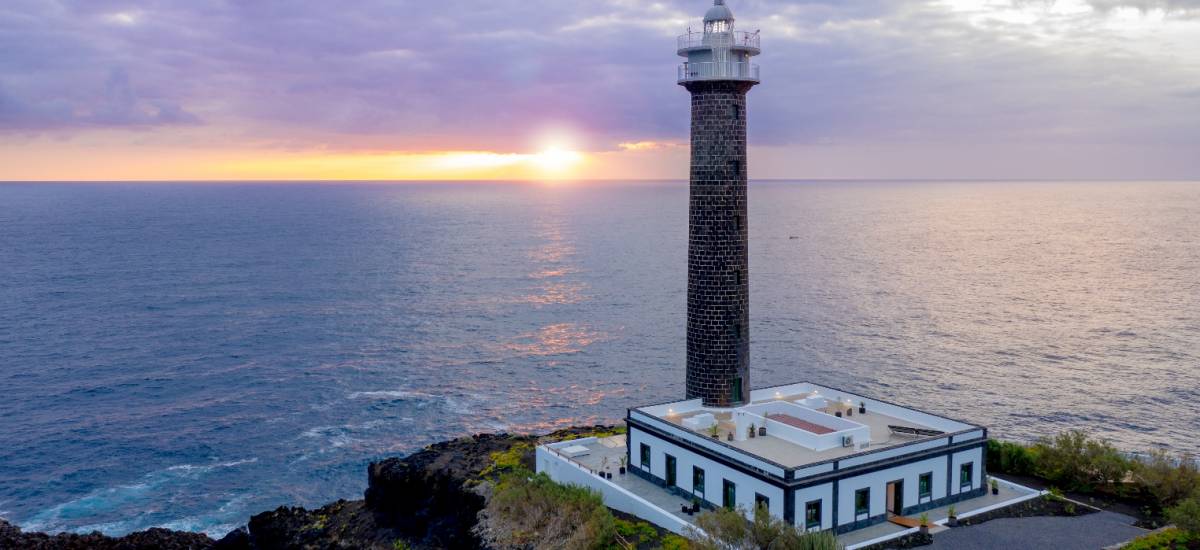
[1122,528,1199,550]
[478,442,534,480]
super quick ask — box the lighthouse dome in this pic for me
[704,0,734,23]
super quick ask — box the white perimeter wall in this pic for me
[536,445,692,535]
[629,426,785,520]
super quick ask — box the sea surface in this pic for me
[1,181,1197,536]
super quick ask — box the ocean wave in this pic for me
[347,389,439,401]
[156,496,250,537]
[19,458,258,536]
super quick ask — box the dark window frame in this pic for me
[919,472,933,500]
[754,492,769,512]
[723,479,736,509]
[640,443,651,471]
[854,488,870,517]
[804,499,822,530]
[960,462,974,490]
[693,466,706,498]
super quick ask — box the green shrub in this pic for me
[1134,450,1200,508]
[661,534,693,550]
[1033,430,1131,491]
[478,442,533,480]
[484,470,615,550]
[688,505,843,550]
[987,439,1038,476]
[1121,528,1197,550]
[1167,497,1200,535]
[614,518,659,546]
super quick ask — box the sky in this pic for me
[1,0,1198,181]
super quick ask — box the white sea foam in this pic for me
[347,389,438,400]
[20,458,259,536]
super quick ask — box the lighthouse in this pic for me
[539,1,998,531]
[679,0,761,408]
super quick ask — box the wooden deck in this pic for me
[888,515,925,528]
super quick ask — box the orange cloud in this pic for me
[617,141,685,152]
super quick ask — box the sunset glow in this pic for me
[2,1,1198,181]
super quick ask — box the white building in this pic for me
[626,381,987,533]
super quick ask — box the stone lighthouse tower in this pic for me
[678,1,760,408]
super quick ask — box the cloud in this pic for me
[0,0,1197,177]
[0,68,200,131]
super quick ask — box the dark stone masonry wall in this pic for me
[684,79,756,408]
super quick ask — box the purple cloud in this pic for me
[0,0,1197,173]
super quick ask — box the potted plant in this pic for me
[727,431,734,441]
[692,498,701,514]
[600,456,609,478]
[748,423,756,438]
[859,401,866,414]
[990,478,1000,495]
[709,424,719,439]
[758,425,766,437]
[619,456,627,475]
[919,513,930,535]
[947,505,958,527]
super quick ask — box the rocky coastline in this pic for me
[0,426,611,550]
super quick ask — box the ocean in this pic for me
[0,181,1197,536]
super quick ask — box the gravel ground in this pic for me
[926,511,1147,550]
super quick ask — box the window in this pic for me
[665,455,677,487]
[640,443,651,471]
[919,472,933,500]
[723,479,736,509]
[731,376,742,404]
[960,462,974,490]
[693,466,706,498]
[854,488,870,517]
[804,500,822,530]
[754,493,769,512]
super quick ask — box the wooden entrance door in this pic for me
[886,480,904,516]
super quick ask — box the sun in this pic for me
[532,146,584,174]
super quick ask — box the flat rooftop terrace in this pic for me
[632,382,983,470]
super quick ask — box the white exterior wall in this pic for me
[951,446,984,495]
[629,426,785,520]
[793,483,834,531]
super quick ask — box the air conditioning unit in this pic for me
[842,435,854,448]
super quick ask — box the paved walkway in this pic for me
[926,511,1146,550]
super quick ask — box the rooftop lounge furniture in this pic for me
[683,413,717,431]
[560,444,591,458]
[888,425,946,437]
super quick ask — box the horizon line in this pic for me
[3,178,1200,184]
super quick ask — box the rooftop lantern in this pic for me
[704,0,734,34]
[677,0,760,83]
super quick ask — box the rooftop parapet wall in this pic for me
[733,402,871,451]
[748,382,980,434]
